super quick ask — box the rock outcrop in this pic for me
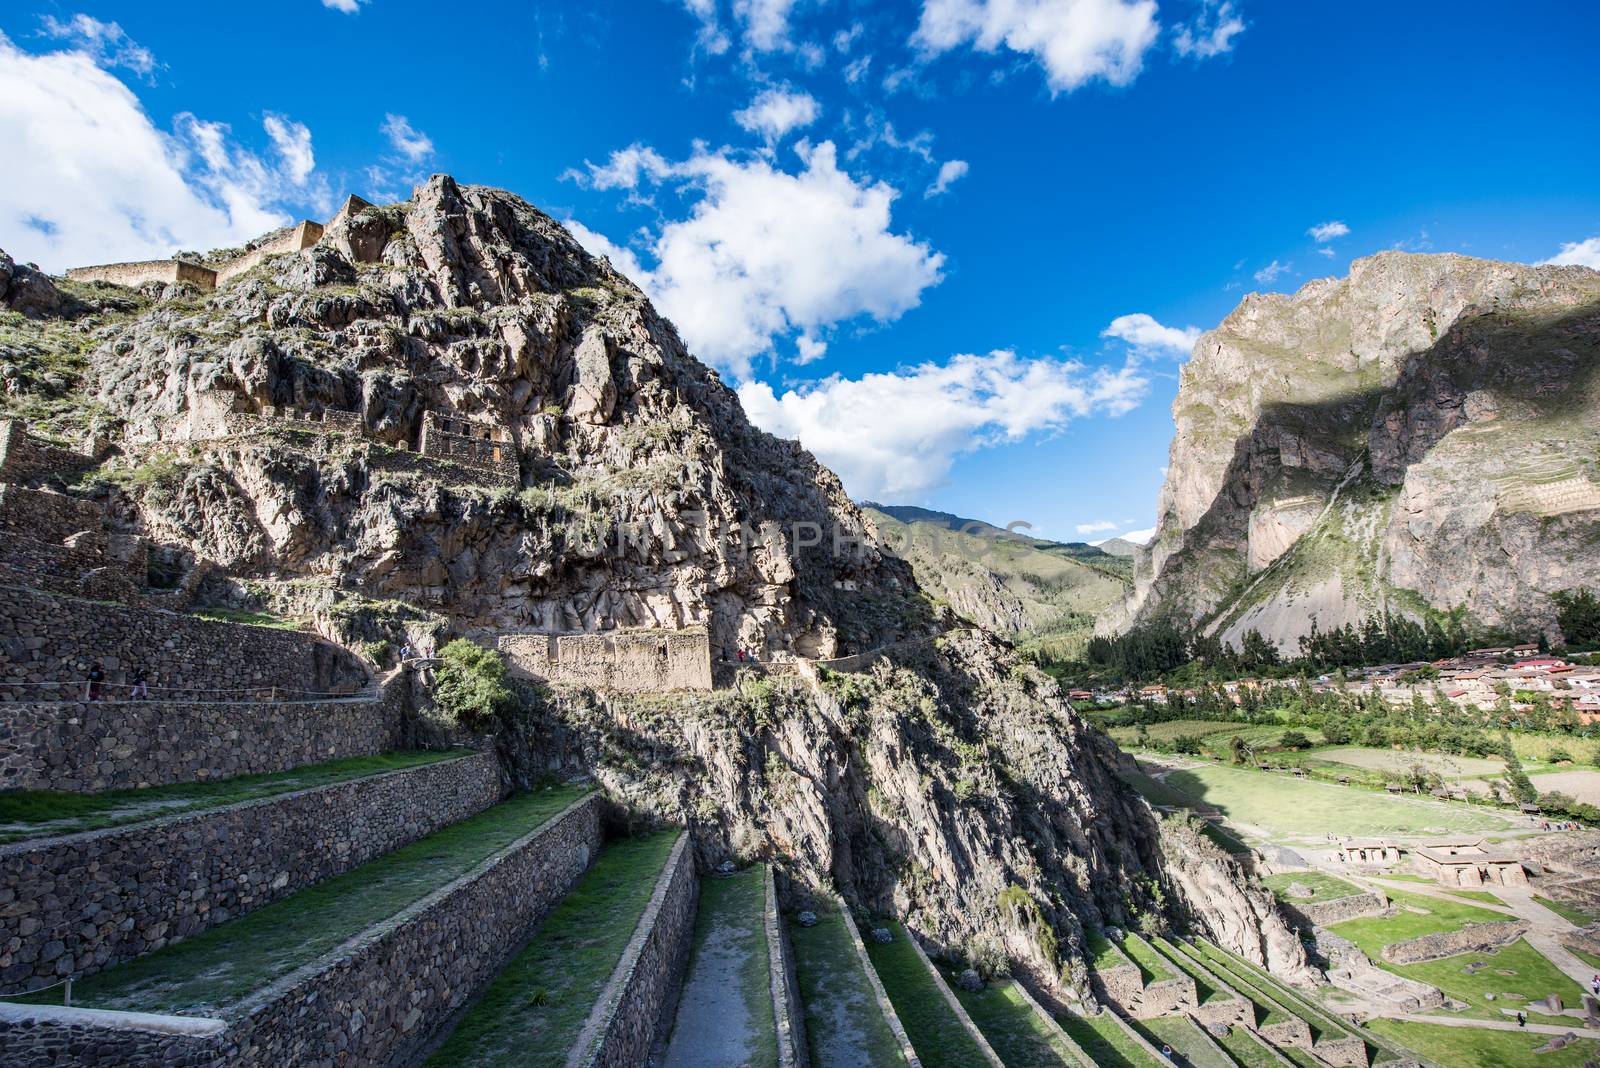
[1105,252,1600,651]
[0,174,1311,996]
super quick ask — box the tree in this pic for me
[433,638,513,729]
[1498,734,1537,805]
[1173,734,1204,756]
[1279,730,1311,751]
[1554,588,1600,649]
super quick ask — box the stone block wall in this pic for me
[0,422,91,484]
[499,628,713,693]
[569,832,697,1067]
[0,750,501,993]
[213,221,324,288]
[0,792,604,1068]
[1283,891,1389,929]
[1260,1017,1314,1049]
[418,411,518,485]
[0,679,405,792]
[66,260,216,291]
[1380,920,1528,965]
[765,866,809,1068]
[0,585,369,701]
[1129,976,1198,1019]
[1090,955,1144,1014]
[0,486,105,544]
[0,536,143,605]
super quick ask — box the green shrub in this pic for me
[433,638,512,729]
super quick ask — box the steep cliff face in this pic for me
[1107,252,1600,651]
[0,175,1310,993]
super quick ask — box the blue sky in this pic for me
[3,2,1598,543]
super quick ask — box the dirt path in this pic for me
[661,868,775,1068]
[1396,1012,1600,1038]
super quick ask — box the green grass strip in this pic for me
[789,901,909,1068]
[862,921,989,1068]
[1214,1023,1284,1068]
[1118,933,1175,984]
[1537,895,1600,927]
[1149,937,1227,1004]
[1056,1008,1163,1068]
[0,750,467,843]
[950,978,1079,1068]
[1327,887,1507,959]
[14,786,590,1015]
[1259,871,1363,904]
[423,830,680,1068]
[661,865,777,1068]
[1369,1017,1600,1068]
[1134,1016,1232,1068]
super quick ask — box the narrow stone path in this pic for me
[661,866,775,1068]
[1396,1012,1600,1039]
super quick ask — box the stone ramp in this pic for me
[0,789,601,1066]
[660,864,779,1068]
[0,749,500,994]
[790,898,915,1067]
[413,828,690,1068]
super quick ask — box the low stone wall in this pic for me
[905,932,1003,1066]
[0,791,603,1067]
[1315,1035,1371,1068]
[838,900,922,1066]
[764,866,808,1068]
[213,221,323,288]
[568,832,697,1067]
[0,421,91,484]
[1090,957,1144,1014]
[1260,1016,1314,1049]
[1193,994,1254,1029]
[0,678,406,792]
[0,535,143,604]
[65,259,215,291]
[1283,891,1389,928]
[0,750,501,993]
[0,584,369,701]
[499,628,713,693]
[1130,975,1198,1019]
[1381,920,1528,965]
[0,486,105,544]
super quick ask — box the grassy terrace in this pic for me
[1149,938,1231,1004]
[862,921,989,1068]
[1536,895,1600,926]
[15,787,590,1015]
[789,901,910,1068]
[1373,938,1586,1024]
[1369,1018,1600,1068]
[1117,933,1175,985]
[1259,870,1363,904]
[1056,1008,1161,1068]
[1212,1024,1284,1068]
[1085,929,1133,973]
[949,977,1083,1068]
[661,865,777,1068]
[1328,887,1508,958]
[1133,1015,1230,1068]
[0,750,467,843]
[424,830,679,1068]
[1177,942,1295,1031]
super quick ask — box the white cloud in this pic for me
[38,14,157,77]
[795,333,828,364]
[381,113,434,162]
[1254,259,1291,284]
[735,0,801,51]
[912,0,1160,94]
[1307,220,1349,242]
[733,87,820,142]
[1317,247,1335,258]
[834,23,864,52]
[678,0,732,54]
[1542,237,1600,270]
[0,32,326,273]
[1101,312,1200,354]
[1118,526,1156,544]
[844,55,873,83]
[1173,1,1244,59]
[322,0,364,13]
[567,140,945,379]
[568,143,672,191]
[738,349,1147,498]
[564,219,650,283]
[924,159,969,198]
[1077,519,1118,534]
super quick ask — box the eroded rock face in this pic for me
[1104,252,1600,650]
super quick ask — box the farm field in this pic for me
[1312,747,1506,778]
[1108,719,1249,743]
[1369,1018,1600,1068]
[1160,763,1515,839]
[1526,768,1600,805]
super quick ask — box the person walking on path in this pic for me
[1590,974,1599,998]
[130,666,149,700]
[86,661,104,701]
[1517,1010,1527,1028]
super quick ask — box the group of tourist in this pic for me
[81,661,150,701]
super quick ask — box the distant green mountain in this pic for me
[864,504,1131,660]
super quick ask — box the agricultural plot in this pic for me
[1056,1008,1163,1068]
[1369,1018,1600,1068]
[1527,768,1600,805]
[1109,720,1250,744]
[1161,763,1514,839]
[1314,746,1506,778]
[1133,1015,1231,1068]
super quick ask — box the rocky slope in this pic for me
[0,175,1309,997]
[1105,252,1600,652]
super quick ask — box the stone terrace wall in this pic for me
[0,535,143,605]
[765,866,808,1068]
[0,421,92,484]
[1283,891,1389,929]
[0,486,105,545]
[0,675,406,792]
[1381,920,1528,965]
[66,260,215,291]
[0,750,501,994]
[213,221,324,288]
[499,628,713,693]
[0,585,369,700]
[569,832,697,1067]
[0,792,603,1068]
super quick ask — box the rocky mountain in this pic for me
[1105,252,1600,653]
[1094,536,1140,558]
[0,175,1309,998]
[864,503,1129,658]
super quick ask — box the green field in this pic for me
[1134,1015,1231,1068]
[1057,1008,1162,1068]
[1329,888,1508,958]
[1116,770,1194,808]
[1162,763,1514,838]
[1374,939,1586,1024]
[1109,720,1250,744]
[1313,747,1506,778]
[425,831,680,1068]
[0,750,466,843]
[1370,1018,1600,1068]
[950,977,1081,1068]
[1260,871,1363,904]
[789,902,910,1068]
[862,922,990,1068]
